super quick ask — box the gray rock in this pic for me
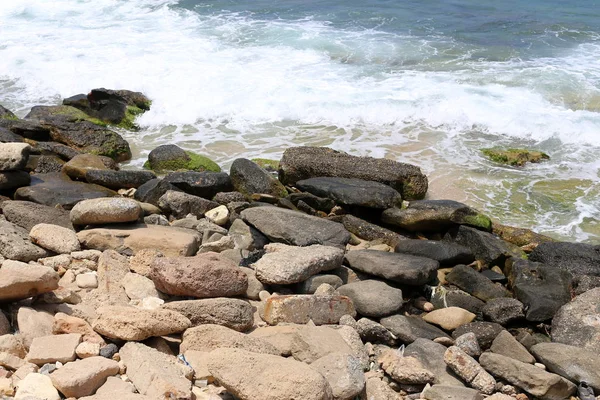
[430,287,485,316]
[228,218,269,251]
[62,153,108,180]
[241,206,351,248]
[452,322,504,350]
[355,318,397,346]
[239,267,265,300]
[422,385,484,400]
[230,158,287,198]
[213,191,246,204]
[1,200,74,232]
[572,274,600,295]
[30,223,81,254]
[404,338,465,387]
[337,280,403,318]
[490,330,535,364]
[394,239,475,266]
[278,146,428,200]
[158,190,219,219]
[252,243,344,285]
[531,342,600,392]
[70,197,142,225]
[336,214,407,248]
[162,298,254,332]
[85,169,156,190]
[0,126,23,142]
[530,241,600,276]
[0,220,49,262]
[449,225,516,267]
[0,170,30,189]
[551,287,600,353]
[380,315,451,344]
[479,352,576,400]
[26,154,65,173]
[444,346,496,394]
[310,352,365,400]
[163,171,232,199]
[298,274,343,294]
[344,249,438,286]
[143,214,169,226]
[134,178,181,206]
[445,265,511,302]
[482,298,525,325]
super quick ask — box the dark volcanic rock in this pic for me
[0,118,51,141]
[241,206,350,248]
[449,225,516,266]
[551,287,600,353]
[445,265,511,302]
[345,249,438,286]
[278,146,428,200]
[430,288,485,316]
[287,192,335,213]
[394,239,474,266]
[0,170,30,190]
[530,241,600,277]
[379,315,451,344]
[508,259,572,322]
[2,200,74,231]
[158,190,219,219]
[230,158,287,198]
[381,200,492,232]
[0,127,24,143]
[14,172,116,209]
[452,321,504,350]
[164,171,232,199]
[335,214,408,247]
[85,169,156,189]
[146,145,220,173]
[572,274,600,295]
[31,141,80,160]
[482,298,525,326]
[134,178,182,206]
[337,280,403,318]
[25,155,65,174]
[296,177,402,209]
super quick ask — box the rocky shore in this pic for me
[0,89,599,400]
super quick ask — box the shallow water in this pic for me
[1,0,599,241]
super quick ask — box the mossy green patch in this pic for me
[481,148,549,167]
[115,105,145,130]
[462,213,493,232]
[147,151,221,173]
[49,105,108,127]
[1,114,19,120]
[251,158,280,172]
[185,151,221,172]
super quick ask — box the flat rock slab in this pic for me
[85,169,156,189]
[278,146,428,200]
[158,190,219,219]
[296,177,402,209]
[552,287,600,353]
[530,241,600,276]
[1,200,74,231]
[26,333,82,365]
[446,264,511,302]
[77,224,200,256]
[163,171,233,199]
[207,348,333,400]
[150,253,247,298]
[15,172,116,209]
[345,249,438,286]
[0,220,49,262]
[263,294,356,325]
[337,280,403,318]
[0,260,59,301]
[181,324,280,355]
[71,197,142,225]
[120,342,192,400]
[379,315,451,344]
[289,325,355,364]
[49,356,120,398]
[253,243,344,285]
[423,385,484,400]
[162,298,254,332]
[241,206,351,248]
[394,239,475,266]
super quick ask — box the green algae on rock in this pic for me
[251,158,279,173]
[144,144,221,173]
[481,148,549,167]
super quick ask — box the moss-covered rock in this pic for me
[481,148,549,167]
[145,144,221,173]
[492,222,555,248]
[251,158,280,173]
[0,105,18,120]
[25,105,107,127]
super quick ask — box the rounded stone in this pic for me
[337,279,403,318]
[29,223,81,254]
[70,197,142,225]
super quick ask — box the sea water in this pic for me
[1,0,599,241]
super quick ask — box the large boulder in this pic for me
[344,249,438,286]
[337,280,403,318]
[530,241,600,276]
[0,118,51,141]
[241,206,351,248]
[230,158,287,198]
[145,144,220,173]
[0,221,49,262]
[30,223,81,254]
[1,200,74,231]
[0,260,59,301]
[551,287,600,352]
[278,146,427,200]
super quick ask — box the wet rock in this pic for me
[0,170,30,190]
[30,223,80,254]
[394,239,475,266]
[162,298,254,332]
[25,333,82,365]
[0,221,50,262]
[62,153,108,180]
[380,315,451,344]
[181,324,279,355]
[0,143,30,170]
[163,171,233,198]
[310,352,365,399]
[150,253,247,298]
[0,126,23,143]
[71,197,142,225]
[0,260,59,301]
[479,352,576,400]
[15,172,117,209]
[423,307,477,331]
[263,294,355,325]
[492,222,555,247]
[508,259,572,322]
[278,146,427,200]
[446,264,511,302]
[253,243,344,285]
[403,339,465,387]
[1,200,73,231]
[344,249,438,286]
[158,190,219,219]
[452,322,504,350]
[444,346,496,394]
[49,356,120,398]
[241,206,351,248]
[26,154,65,173]
[230,158,287,198]
[422,385,484,400]
[449,225,516,266]
[378,349,435,384]
[30,140,80,160]
[337,280,403,318]
[85,169,156,189]
[0,118,50,141]
[482,298,525,325]
[481,148,549,167]
[551,287,600,352]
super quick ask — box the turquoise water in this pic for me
[0,0,599,241]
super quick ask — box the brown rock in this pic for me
[263,294,355,325]
[290,326,354,364]
[162,298,254,332]
[52,312,106,345]
[378,349,435,385]
[62,154,108,180]
[49,356,120,398]
[180,324,280,355]
[0,260,59,302]
[422,307,477,331]
[17,307,54,348]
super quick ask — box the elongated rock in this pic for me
[0,260,59,301]
[162,298,254,332]
[71,197,141,225]
[446,264,511,302]
[394,239,475,265]
[337,280,403,318]
[263,294,355,325]
[49,356,120,398]
[444,346,495,394]
[181,324,280,355]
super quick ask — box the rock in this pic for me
[0,351,25,370]
[263,294,356,325]
[333,325,369,370]
[0,335,26,358]
[337,280,403,318]
[62,153,108,180]
[158,190,219,219]
[25,333,82,365]
[0,261,59,301]
[404,338,465,386]
[26,154,65,173]
[92,306,191,341]
[344,249,438,286]
[15,172,117,209]
[444,346,496,394]
[481,148,549,167]
[31,140,80,160]
[530,241,600,277]
[181,324,279,355]
[336,214,407,248]
[253,243,344,285]
[445,265,511,302]
[95,376,136,394]
[204,205,229,225]
[120,342,192,399]
[364,377,401,400]
[296,177,402,209]
[85,169,156,189]
[310,352,365,400]
[452,322,504,350]
[0,143,30,171]
[99,344,118,359]
[489,330,536,364]
[492,222,555,247]
[482,298,525,325]
[17,307,55,348]
[422,385,484,400]
[248,325,303,356]
[382,200,491,232]
[162,171,233,199]
[241,206,351,248]
[239,267,265,300]
[394,239,475,266]
[0,105,17,120]
[146,144,220,172]
[207,347,333,400]
[354,318,396,346]
[0,221,50,262]
[29,223,81,254]
[133,178,181,205]
[150,253,247,298]
[479,352,576,400]
[279,146,427,200]
[423,307,476,331]
[49,356,120,398]
[454,332,481,358]
[121,272,160,300]
[71,197,141,225]
[298,274,344,294]
[531,342,600,392]
[0,126,23,142]
[290,325,354,364]
[76,342,101,358]
[378,349,435,384]
[1,200,74,231]
[229,218,269,251]
[230,158,287,198]
[552,287,600,352]
[508,259,572,322]
[14,373,60,400]
[572,274,600,295]
[0,313,9,336]
[162,298,254,332]
[0,118,50,141]
[0,170,30,190]
[380,315,451,344]
[449,225,516,266]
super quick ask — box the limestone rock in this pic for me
[422,385,484,400]
[0,261,59,301]
[310,352,365,400]
[378,349,435,385]
[180,324,280,355]
[14,373,60,400]
[49,356,120,398]
[263,294,355,325]
[162,298,254,332]
[0,143,30,171]
[29,223,81,254]
[289,326,354,364]
[422,307,476,331]
[71,197,141,225]
[1,200,74,231]
[122,272,160,300]
[17,307,54,348]
[26,333,82,365]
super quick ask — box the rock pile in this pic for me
[0,91,598,400]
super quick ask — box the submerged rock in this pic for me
[481,148,549,167]
[145,144,220,173]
